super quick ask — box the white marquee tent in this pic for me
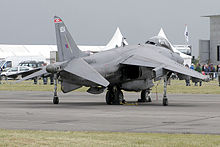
[0,27,127,63]
[0,27,190,65]
[157,28,192,66]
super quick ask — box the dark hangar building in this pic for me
[199,15,220,65]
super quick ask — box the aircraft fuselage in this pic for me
[62,44,184,91]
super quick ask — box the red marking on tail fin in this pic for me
[54,18,62,23]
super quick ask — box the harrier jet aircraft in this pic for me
[17,16,208,106]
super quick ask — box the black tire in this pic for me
[53,96,59,104]
[148,97,152,102]
[106,91,113,105]
[115,90,124,105]
[142,89,152,102]
[141,90,147,101]
[163,98,168,106]
[140,89,152,102]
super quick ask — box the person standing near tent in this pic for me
[195,63,202,86]
[203,64,209,75]
[121,37,127,47]
[185,64,191,86]
[218,64,220,86]
[0,68,2,84]
[190,64,194,70]
[209,64,215,80]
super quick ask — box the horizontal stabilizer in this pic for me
[14,67,47,83]
[64,58,109,87]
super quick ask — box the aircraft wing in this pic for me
[121,54,208,81]
[122,55,161,68]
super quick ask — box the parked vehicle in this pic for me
[18,60,45,68]
[1,66,33,80]
[0,56,46,71]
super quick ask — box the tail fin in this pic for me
[54,16,86,61]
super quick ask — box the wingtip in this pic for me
[204,76,210,82]
[104,81,110,87]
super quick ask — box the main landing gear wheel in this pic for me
[53,96,59,104]
[105,86,125,105]
[116,90,124,105]
[138,89,152,102]
[106,90,114,105]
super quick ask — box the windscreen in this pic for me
[146,36,173,52]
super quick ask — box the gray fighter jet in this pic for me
[18,16,208,106]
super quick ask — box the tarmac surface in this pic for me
[0,91,220,134]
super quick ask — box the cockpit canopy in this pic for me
[146,36,174,52]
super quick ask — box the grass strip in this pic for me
[0,80,220,94]
[0,129,220,147]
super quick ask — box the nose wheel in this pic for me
[53,73,59,104]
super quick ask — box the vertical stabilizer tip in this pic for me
[54,16,62,23]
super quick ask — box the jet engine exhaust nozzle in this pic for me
[46,64,60,73]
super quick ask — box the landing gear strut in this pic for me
[53,74,59,104]
[163,76,168,106]
[106,86,125,105]
[138,89,152,102]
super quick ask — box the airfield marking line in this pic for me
[0,100,50,102]
[177,115,220,124]
[124,115,220,132]
[0,118,80,127]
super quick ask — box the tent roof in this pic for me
[0,27,128,59]
[104,27,128,50]
[157,28,191,59]
[0,45,57,59]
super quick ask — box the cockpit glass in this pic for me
[146,36,173,52]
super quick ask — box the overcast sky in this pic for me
[0,0,219,56]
